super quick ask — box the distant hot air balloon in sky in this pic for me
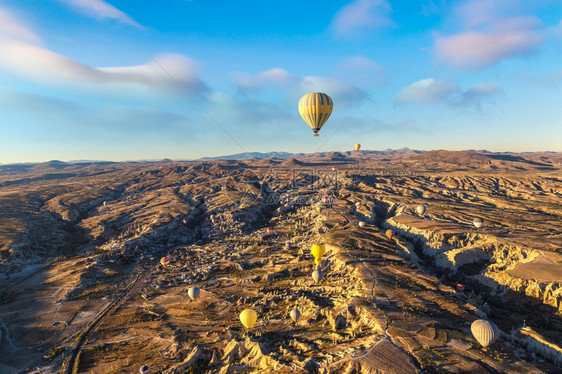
[298,92,333,136]
[473,217,484,228]
[290,308,301,322]
[355,144,361,151]
[240,309,258,329]
[471,319,499,347]
[358,221,365,228]
[160,257,170,267]
[188,286,200,301]
[416,205,426,215]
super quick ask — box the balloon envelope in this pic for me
[311,244,326,260]
[471,319,499,347]
[456,284,465,292]
[312,269,323,283]
[188,286,200,301]
[386,229,395,239]
[140,365,149,373]
[358,221,365,228]
[473,217,484,228]
[290,308,301,322]
[298,92,333,136]
[416,205,426,215]
[160,257,170,267]
[240,309,258,329]
[355,144,361,151]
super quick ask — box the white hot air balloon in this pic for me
[416,205,426,215]
[290,308,301,322]
[188,286,200,301]
[471,319,499,347]
[473,217,484,228]
[358,221,365,228]
[312,269,323,283]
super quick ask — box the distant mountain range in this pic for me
[197,151,295,161]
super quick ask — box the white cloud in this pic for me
[331,0,393,37]
[57,0,142,28]
[233,68,366,109]
[434,0,545,69]
[0,7,41,44]
[396,78,500,109]
[396,78,457,103]
[234,68,297,93]
[0,6,205,92]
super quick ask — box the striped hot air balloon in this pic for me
[471,319,499,347]
[298,92,333,136]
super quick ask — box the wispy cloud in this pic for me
[396,78,501,109]
[56,0,142,28]
[0,6,205,92]
[331,0,393,37]
[434,0,545,69]
[233,68,366,108]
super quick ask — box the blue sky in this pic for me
[0,0,561,163]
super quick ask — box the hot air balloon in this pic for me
[298,92,333,136]
[103,201,107,207]
[456,284,465,292]
[355,144,361,151]
[322,195,330,205]
[312,268,323,283]
[160,257,170,267]
[331,166,337,172]
[314,258,322,266]
[290,308,301,322]
[139,365,149,373]
[358,221,365,228]
[385,229,395,239]
[266,227,272,235]
[416,205,426,215]
[471,319,499,347]
[311,244,326,261]
[286,173,291,180]
[188,286,200,301]
[473,217,484,228]
[240,309,258,329]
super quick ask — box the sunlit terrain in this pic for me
[0,150,560,373]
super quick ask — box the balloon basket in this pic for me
[314,134,319,137]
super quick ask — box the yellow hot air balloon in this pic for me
[240,309,258,329]
[355,144,361,151]
[311,244,326,260]
[298,92,333,136]
[314,258,321,266]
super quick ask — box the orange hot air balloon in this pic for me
[385,229,395,239]
[160,257,170,267]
